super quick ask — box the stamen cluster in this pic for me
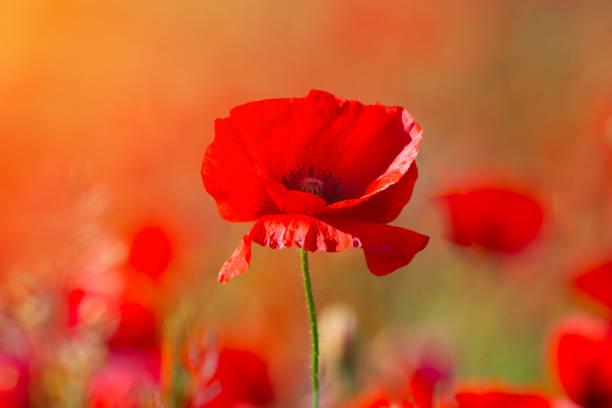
[282,164,343,204]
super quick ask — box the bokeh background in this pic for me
[2,1,612,406]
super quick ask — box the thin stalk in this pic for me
[300,248,319,408]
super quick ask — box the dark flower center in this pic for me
[282,165,343,204]
[582,387,612,408]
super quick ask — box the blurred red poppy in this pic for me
[66,286,161,378]
[0,355,29,408]
[550,316,612,408]
[345,367,448,408]
[410,360,450,408]
[107,300,161,382]
[67,288,159,350]
[129,226,173,280]
[348,387,459,408]
[436,186,544,254]
[108,301,159,351]
[352,392,414,408]
[66,287,116,332]
[454,391,550,408]
[67,288,87,329]
[202,90,428,282]
[88,353,162,408]
[184,338,274,408]
[574,260,612,311]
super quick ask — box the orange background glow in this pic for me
[2,1,612,406]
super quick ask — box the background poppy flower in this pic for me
[184,337,274,408]
[346,382,456,408]
[202,89,428,282]
[550,316,612,408]
[455,390,550,408]
[88,353,162,408]
[573,260,612,312]
[342,358,450,408]
[66,288,160,351]
[410,361,450,408]
[0,355,29,408]
[108,301,159,351]
[436,186,544,254]
[66,287,118,334]
[66,285,161,380]
[128,225,173,281]
[351,393,414,408]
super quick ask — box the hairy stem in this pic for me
[300,248,319,408]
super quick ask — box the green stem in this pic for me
[300,249,319,408]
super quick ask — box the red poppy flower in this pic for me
[67,288,159,350]
[202,90,428,282]
[551,316,612,408]
[436,186,544,254]
[88,353,161,408]
[454,390,550,408]
[108,301,159,351]
[0,355,29,408]
[351,393,414,408]
[129,225,173,280]
[66,287,116,331]
[184,339,274,408]
[344,360,450,408]
[574,260,612,311]
[67,288,87,329]
[410,361,450,408]
[347,388,459,408]
[67,286,161,379]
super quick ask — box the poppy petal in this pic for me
[218,215,428,283]
[455,391,550,408]
[329,218,429,276]
[202,119,277,222]
[551,316,612,408]
[337,162,419,223]
[216,90,422,215]
[129,225,173,280]
[263,178,329,215]
[574,260,612,311]
[217,216,352,283]
[436,186,544,254]
[327,115,421,209]
[218,235,253,283]
[249,215,357,253]
[350,394,414,408]
[188,347,275,408]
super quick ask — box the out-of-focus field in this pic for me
[2,1,612,406]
